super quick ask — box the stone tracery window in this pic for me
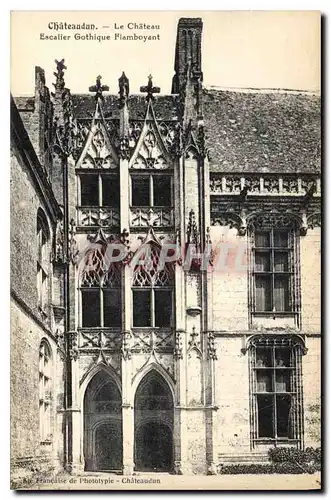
[132,244,174,328]
[248,335,305,447]
[248,214,301,326]
[80,243,121,328]
[39,340,52,443]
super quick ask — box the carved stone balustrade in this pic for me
[131,328,175,353]
[210,173,321,197]
[78,328,122,352]
[77,207,120,228]
[130,207,174,228]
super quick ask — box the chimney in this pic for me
[171,18,203,94]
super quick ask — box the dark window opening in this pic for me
[133,290,151,327]
[153,176,171,206]
[132,177,150,206]
[154,290,172,327]
[103,290,121,327]
[82,289,100,327]
[102,176,120,207]
[81,175,99,206]
[257,395,274,438]
[277,395,292,437]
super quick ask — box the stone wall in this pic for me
[213,336,250,456]
[209,226,248,331]
[303,336,321,448]
[301,228,321,333]
[10,300,60,470]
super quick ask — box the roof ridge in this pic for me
[205,86,320,96]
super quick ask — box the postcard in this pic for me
[10,10,321,491]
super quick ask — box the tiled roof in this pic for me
[72,94,179,121]
[202,88,321,173]
[14,87,321,175]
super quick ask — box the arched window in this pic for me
[37,209,50,315]
[248,335,305,448]
[39,340,52,443]
[80,241,121,328]
[132,244,174,328]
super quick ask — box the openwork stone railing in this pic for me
[210,174,321,196]
[131,328,175,353]
[78,328,122,350]
[130,207,174,228]
[77,207,120,228]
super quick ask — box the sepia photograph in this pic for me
[10,10,321,490]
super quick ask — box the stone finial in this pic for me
[89,75,109,100]
[140,74,160,101]
[118,71,129,107]
[53,58,67,91]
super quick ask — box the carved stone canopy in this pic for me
[211,201,321,236]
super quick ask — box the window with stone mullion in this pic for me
[132,244,174,328]
[131,174,172,207]
[132,287,173,328]
[80,244,121,328]
[249,337,304,446]
[253,229,293,312]
[80,173,120,208]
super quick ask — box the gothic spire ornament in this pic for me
[140,74,160,101]
[53,58,67,91]
[89,75,109,100]
[118,71,130,107]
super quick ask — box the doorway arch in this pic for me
[83,370,122,471]
[134,370,174,472]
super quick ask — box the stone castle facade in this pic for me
[10,17,321,479]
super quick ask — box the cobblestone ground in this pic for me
[15,470,321,491]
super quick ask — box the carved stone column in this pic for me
[68,331,84,473]
[121,327,134,475]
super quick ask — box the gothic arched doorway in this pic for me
[83,370,122,471]
[134,370,174,472]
